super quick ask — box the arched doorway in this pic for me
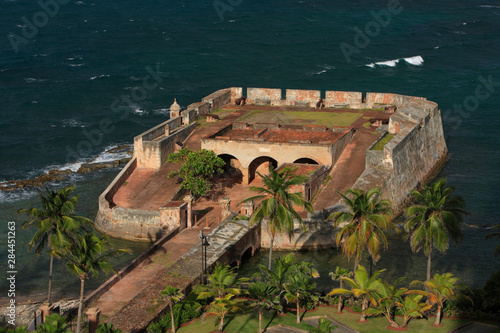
[218,154,243,183]
[248,156,278,184]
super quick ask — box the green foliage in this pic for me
[328,265,384,322]
[242,165,313,269]
[0,327,29,333]
[196,263,248,300]
[404,178,468,280]
[202,294,243,332]
[395,294,433,327]
[161,285,184,304]
[483,269,500,314]
[328,187,393,272]
[96,323,122,333]
[167,148,225,196]
[17,185,92,303]
[370,133,395,151]
[35,314,71,333]
[146,299,202,333]
[308,317,336,333]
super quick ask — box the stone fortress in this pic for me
[95,87,448,249]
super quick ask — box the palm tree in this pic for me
[246,282,278,333]
[95,323,122,333]
[17,185,91,304]
[328,188,393,272]
[160,286,184,333]
[366,278,406,328]
[196,263,248,300]
[203,294,243,332]
[410,272,466,327]
[395,294,432,328]
[404,178,468,281]
[284,273,317,323]
[328,265,383,322]
[308,317,336,333]
[329,266,352,313]
[35,313,71,333]
[241,165,313,269]
[485,224,500,257]
[61,232,130,333]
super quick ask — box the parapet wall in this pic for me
[352,94,447,213]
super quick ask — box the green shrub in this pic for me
[146,300,202,333]
[96,323,122,333]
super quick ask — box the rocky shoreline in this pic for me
[0,145,133,192]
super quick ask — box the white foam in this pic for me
[480,4,500,8]
[89,74,110,80]
[403,55,424,66]
[0,188,38,203]
[62,119,88,128]
[366,55,423,68]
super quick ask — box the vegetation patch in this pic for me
[370,133,395,151]
[237,110,362,127]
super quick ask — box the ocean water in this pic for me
[1,0,499,297]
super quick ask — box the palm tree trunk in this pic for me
[354,257,359,273]
[76,278,85,333]
[47,254,54,304]
[170,302,175,333]
[427,249,432,281]
[434,306,442,326]
[296,293,300,324]
[338,281,343,313]
[259,309,262,333]
[360,300,367,322]
[219,315,224,332]
[268,237,274,270]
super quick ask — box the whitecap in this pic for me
[365,55,423,68]
[434,46,440,49]
[154,108,170,114]
[89,74,110,80]
[403,55,424,66]
[62,119,88,128]
[26,78,47,83]
[69,63,85,67]
[480,4,500,8]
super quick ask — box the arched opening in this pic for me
[248,156,278,184]
[240,247,254,266]
[293,158,319,165]
[218,153,243,183]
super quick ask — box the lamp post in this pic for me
[202,236,210,284]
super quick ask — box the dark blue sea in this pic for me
[1,0,499,298]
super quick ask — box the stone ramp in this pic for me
[313,129,379,211]
[104,218,259,332]
[90,227,215,321]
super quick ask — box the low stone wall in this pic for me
[202,88,231,111]
[260,219,337,250]
[286,89,321,107]
[84,227,179,309]
[325,91,363,108]
[134,122,197,170]
[247,87,282,104]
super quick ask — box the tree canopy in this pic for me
[167,148,225,197]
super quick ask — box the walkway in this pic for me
[88,226,217,321]
[313,128,379,211]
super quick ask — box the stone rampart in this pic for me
[351,94,447,213]
[134,122,197,169]
[325,91,363,108]
[202,88,231,111]
[247,87,282,104]
[286,89,321,107]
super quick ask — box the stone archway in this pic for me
[248,156,278,184]
[218,154,243,177]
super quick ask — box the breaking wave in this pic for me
[366,55,424,68]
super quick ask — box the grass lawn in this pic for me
[307,306,479,333]
[177,300,315,333]
[370,133,395,151]
[236,110,362,127]
[177,303,499,333]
